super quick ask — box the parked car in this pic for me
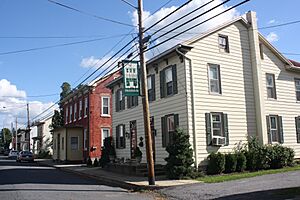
[8,150,19,160]
[17,151,34,162]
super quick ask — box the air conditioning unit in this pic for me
[212,136,226,146]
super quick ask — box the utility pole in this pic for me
[15,117,18,151]
[137,0,155,185]
[26,103,30,151]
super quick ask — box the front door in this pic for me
[130,120,137,159]
[150,117,156,162]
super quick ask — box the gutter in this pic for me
[175,47,198,169]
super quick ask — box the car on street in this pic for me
[4,149,10,156]
[8,150,19,159]
[17,151,34,162]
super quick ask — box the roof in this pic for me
[289,59,300,67]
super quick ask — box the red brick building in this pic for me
[61,71,120,161]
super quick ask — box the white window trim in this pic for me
[84,97,88,118]
[101,96,110,117]
[269,115,279,143]
[71,136,79,151]
[69,105,73,123]
[208,64,221,94]
[266,73,276,99]
[65,106,68,124]
[295,78,300,101]
[79,100,82,120]
[211,113,224,137]
[83,129,87,150]
[74,103,77,122]
[101,128,110,147]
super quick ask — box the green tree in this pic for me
[165,129,194,179]
[60,82,71,103]
[1,128,12,149]
[49,110,64,130]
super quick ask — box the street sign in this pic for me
[122,60,140,96]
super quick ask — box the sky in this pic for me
[0,0,300,129]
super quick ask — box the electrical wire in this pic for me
[0,33,130,39]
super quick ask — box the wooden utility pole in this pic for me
[15,117,18,151]
[137,0,155,185]
[26,103,30,151]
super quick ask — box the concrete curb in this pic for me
[38,161,167,191]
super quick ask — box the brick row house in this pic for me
[106,11,300,167]
[52,72,120,162]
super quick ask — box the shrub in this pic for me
[93,158,99,167]
[236,152,246,172]
[269,145,294,169]
[285,147,295,166]
[207,152,225,175]
[100,137,115,168]
[87,156,92,167]
[225,153,237,173]
[165,129,194,179]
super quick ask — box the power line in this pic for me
[0,33,130,39]
[259,19,300,30]
[48,0,135,27]
[0,35,128,56]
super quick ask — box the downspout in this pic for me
[175,47,198,169]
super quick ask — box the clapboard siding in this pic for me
[260,42,300,158]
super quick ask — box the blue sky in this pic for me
[0,0,300,127]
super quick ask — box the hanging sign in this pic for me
[122,60,140,96]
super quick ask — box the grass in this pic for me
[197,165,300,183]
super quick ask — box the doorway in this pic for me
[130,120,137,159]
[150,117,156,162]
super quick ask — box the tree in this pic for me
[165,129,194,179]
[0,128,12,149]
[60,82,71,103]
[49,110,64,130]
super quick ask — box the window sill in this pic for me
[101,114,111,118]
[84,115,87,118]
[209,92,222,96]
[267,98,277,101]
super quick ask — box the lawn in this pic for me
[197,165,300,183]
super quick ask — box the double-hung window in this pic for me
[266,73,277,99]
[79,100,82,120]
[65,106,68,124]
[295,116,300,143]
[116,124,125,148]
[208,64,221,94]
[71,137,78,150]
[127,96,138,108]
[266,115,284,144]
[101,96,110,116]
[211,113,223,137]
[69,105,73,123]
[83,128,88,150]
[84,97,88,118]
[101,128,110,147]
[218,35,229,53]
[160,65,177,98]
[161,114,179,147]
[74,103,77,121]
[116,89,125,112]
[295,78,300,101]
[205,112,229,146]
[147,75,156,102]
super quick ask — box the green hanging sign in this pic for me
[122,60,140,96]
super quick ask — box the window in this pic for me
[295,78,300,101]
[101,96,110,116]
[84,97,88,117]
[266,115,283,144]
[65,106,68,124]
[127,96,138,108]
[116,89,125,112]
[69,105,73,123]
[218,35,229,52]
[101,128,110,147]
[259,43,264,59]
[83,129,88,150]
[74,103,77,121]
[147,75,156,102]
[116,124,125,148]
[61,137,64,150]
[53,139,56,150]
[71,137,78,150]
[205,112,229,146]
[160,65,177,98]
[295,117,300,143]
[79,100,82,120]
[209,64,221,94]
[161,114,179,147]
[266,73,276,99]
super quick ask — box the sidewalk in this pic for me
[37,159,198,191]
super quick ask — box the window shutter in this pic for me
[160,70,165,98]
[172,65,178,94]
[122,94,125,110]
[266,116,271,144]
[205,113,212,145]
[116,125,119,148]
[174,114,179,129]
[222,113,229,146]
[122,124,126,148]
[152,75,156,101]
[135,96,138,106]
[218,65,222,94]
[161,116,167,147]
[295,117,300,143]
[116,91,119,112]
[278,116,284,144]
[127,96,130,108]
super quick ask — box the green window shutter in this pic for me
[205,113,212,146]
[172,65,178,94]
[122,95,125,110]
[116,91,119,112]
[266,115,271,144]
[222,113,229,146]
[296,117,300,143]
[135,96,138,106]
[278,116,284,144]
[160,70,165,98]
[116,125,119,149]
[122,124,126,148]
[152,75,156,101]
[218,65,222,94]
[161,116,167,147]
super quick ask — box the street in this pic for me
[0,156,153,200]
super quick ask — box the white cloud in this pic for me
[268,19,276,24]
[266,32,279,43]
[130,0,239,59]
[0,79,57,128]
[80,54,124,69]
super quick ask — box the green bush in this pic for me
[207,152,225,175]
[93,158,99,167]
[100,137,115,168]
[269,145,294,169]
[165,129,194,179]
[225,153,237,173]
[236,152,246,172]
[285,147,295,166]
[87,156,92,167]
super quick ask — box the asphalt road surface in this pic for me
[0,156,153,200]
